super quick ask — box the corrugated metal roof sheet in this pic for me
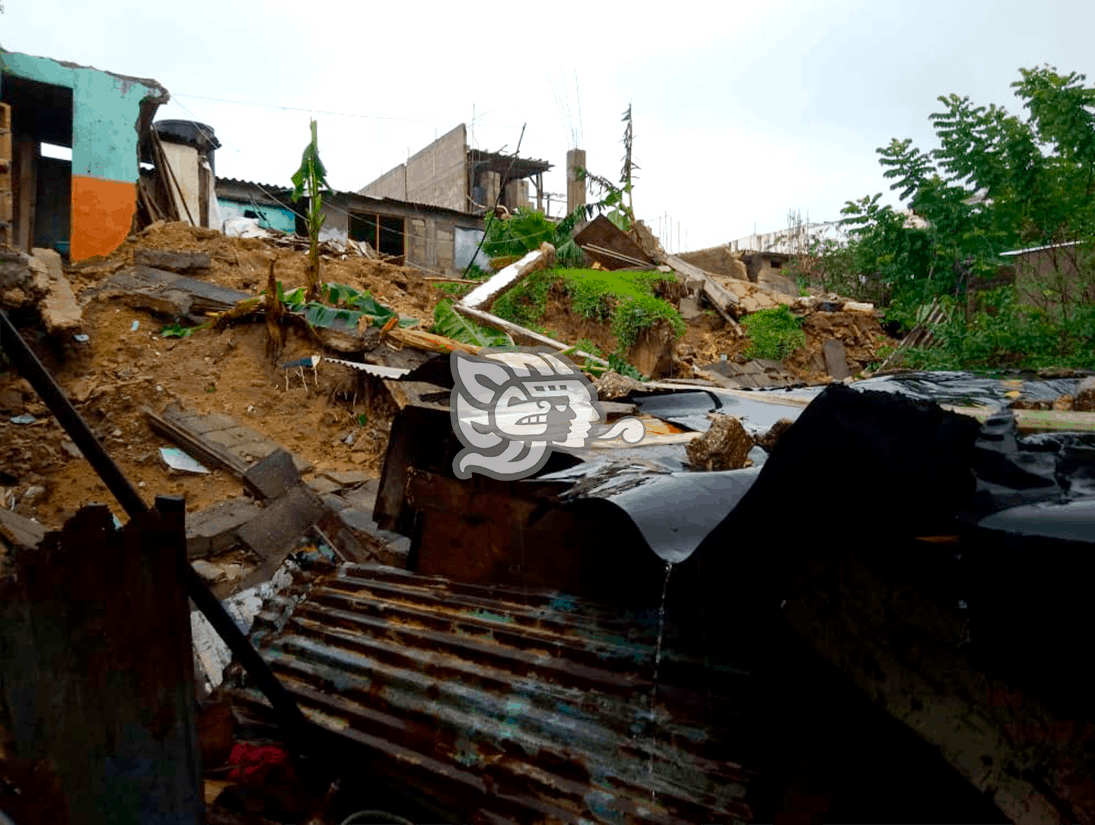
[231,563,757,823]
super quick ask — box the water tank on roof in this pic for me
[153,119,220,171]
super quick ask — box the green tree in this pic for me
[831,66,1095,328]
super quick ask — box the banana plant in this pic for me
[290,119,330,302]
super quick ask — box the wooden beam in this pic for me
[944,405,1095,433]
[460,242,555,311]
[454,304,609,367]
[15,134,36,252]
[145,408,249,479]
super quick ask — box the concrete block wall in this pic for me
[361,164,407,202]
[361,124,468,213]
[404,124,466,212]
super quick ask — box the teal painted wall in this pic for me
[0,51,163,183]
[218,198,296,234]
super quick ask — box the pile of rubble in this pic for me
[4,216,1095,825]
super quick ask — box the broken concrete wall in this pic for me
[0,49,168,261]
[359,123,468,212]
[676,244,748,280]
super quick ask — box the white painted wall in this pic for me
[160,142,202,226]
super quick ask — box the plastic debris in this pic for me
[159,447,211,475]
[10,414,35,425]
[131,321,140,331]
[73,334,90,343]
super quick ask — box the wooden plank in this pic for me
[572,214,655,270]
[454,304,610,367]
[0,500,201,825]
[581,243,653,269]
[945,405,1095,433]
[460,242,555,311]
[145,408,249,479]
[662,253,741,330]
[0,506,47,550]
[15,134,36,251]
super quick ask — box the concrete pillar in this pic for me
[566,148,586,216]
[480,171,500,210]
[504,179,529,211]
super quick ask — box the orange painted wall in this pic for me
[70,175,136,261]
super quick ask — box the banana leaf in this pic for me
[432,299,513,348]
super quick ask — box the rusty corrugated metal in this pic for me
[232,563,758,824]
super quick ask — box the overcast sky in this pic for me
[3,0,1091,251]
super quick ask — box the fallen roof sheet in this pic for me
[540,462,762,563]
[230,564,757,824]
[632,389,802,434]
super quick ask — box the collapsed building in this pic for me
[0,48,169,259]
[3,47,1095,825]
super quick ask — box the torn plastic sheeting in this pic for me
[978,499,1095,543]
[849,371,1086,407]
[223,216,273,238]
[554,442,692,472]
[538,460,762,563]
[633,389,803,434]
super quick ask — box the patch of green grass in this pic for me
[575,337,604,358]
[437,282,473,298]
[492,268,685,354]
[740,306,806,361]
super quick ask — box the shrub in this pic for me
[740,306,806,361]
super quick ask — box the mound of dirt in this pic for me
[785,310,893,380]
[68,221,438,323]
[1,222,440,530]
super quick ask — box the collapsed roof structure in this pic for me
[2,46,1095,825]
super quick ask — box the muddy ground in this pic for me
[1,222,895,530]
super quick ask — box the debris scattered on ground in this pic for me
[160,446,211,475]
[6,200,1095,824]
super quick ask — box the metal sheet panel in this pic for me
[234,564,757,824]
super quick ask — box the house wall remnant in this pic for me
[360,124,468,212]
[1001,241,1095,319]
[324,191,484,276]
[361,124,551,216]
[215,177,296,234]
[0,49,168,260]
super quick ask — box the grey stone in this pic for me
[238,485,326,561]
[186,498,262,558]
[678,296,704,321]
[1074,376,1095,412]
[322,493,351,512]
[190,559,225,583]
[341,480,380,513]
[823,339,852,380]
[321,470,373,488]
[308,476,344,496]
[133,249,213,273]
[338,508,404,547]
[244,449,301,500]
